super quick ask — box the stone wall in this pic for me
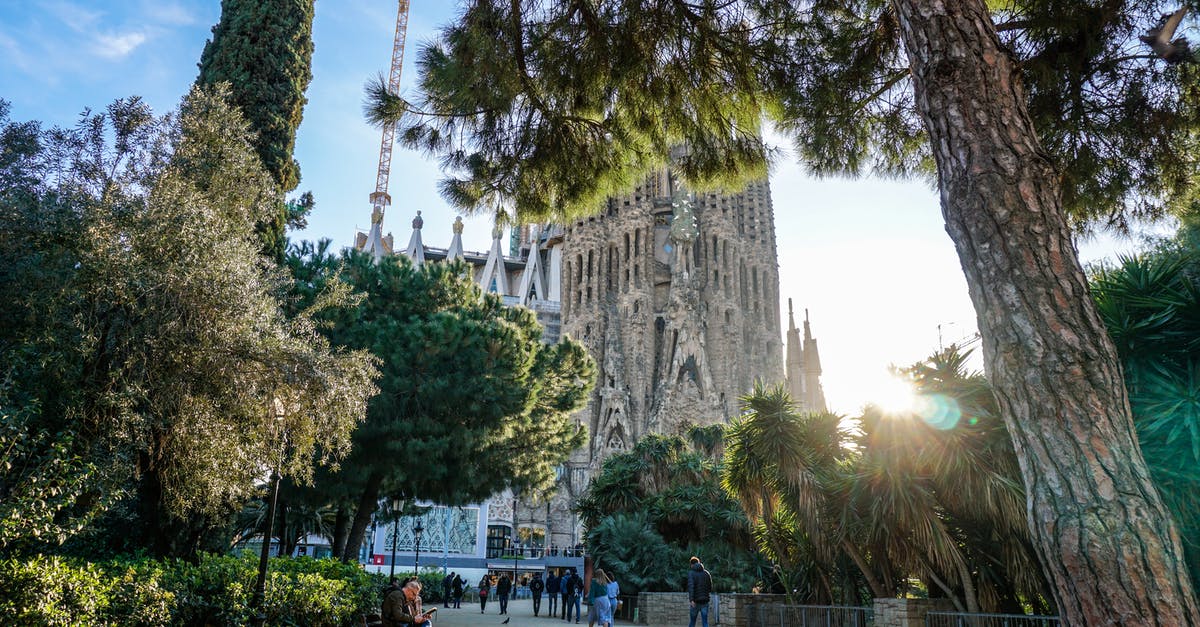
[635,592,790,626]
[872,598,955,627]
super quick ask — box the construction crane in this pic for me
[359,0,411,259]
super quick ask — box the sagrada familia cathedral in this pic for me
[357,168,825,552]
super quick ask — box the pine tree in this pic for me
[197,0,315,261]
[365,1,1200,622]
[286,244,595,562]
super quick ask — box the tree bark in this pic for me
[341,470,384,563]
[892,0,1200,623]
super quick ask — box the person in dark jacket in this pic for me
[547,571,561,617]
[563,568,583,622]
[443,572,454,607]
[687,556,713,627]
[452,573,465,608]
[497,573,513,614]
[531,572,546,616]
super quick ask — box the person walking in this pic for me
[588,569,612,627]
[686,557,713,627]
[452,573,464,609]
[563,568,583,623]
[497,573,513,615]
[547,570,561,618]
[606,573,621,622]
[479,574,492,614]
[531,572,546,617]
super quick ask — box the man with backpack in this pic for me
[686,557,713,627]
[563,568,583,622]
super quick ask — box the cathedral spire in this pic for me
[785,298,805,406]
[479,223,510,295]
[801,309,827,412]
[446,216,465,261]
[404,210,426,266]
[517,225,546,304]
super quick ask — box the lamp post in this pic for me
[413,519,424,575]
[250,399,286,627]
[390,497,407,580]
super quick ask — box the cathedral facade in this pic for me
[358,169,823,554]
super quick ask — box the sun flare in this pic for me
[869,375,918,415]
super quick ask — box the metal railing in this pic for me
[925,611,1060,627]
[755,604,874,627]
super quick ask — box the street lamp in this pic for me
[413,519,425,575]
[390,497,407,580]
[250,398,286,627]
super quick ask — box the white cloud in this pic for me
[143,2,197,26]
[93,30,147,59]
[38,0,103,33]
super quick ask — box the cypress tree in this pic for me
[198,0,315,261]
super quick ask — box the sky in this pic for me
[0,0,1154,414]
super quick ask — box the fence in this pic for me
[925,611,1060,627]
[754,604,874,627]
[612,594,638,622]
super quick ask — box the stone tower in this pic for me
[557,169,786,481]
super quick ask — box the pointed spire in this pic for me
[446,216,465,261]
[801,310,826,412]
[785,297,805,406]
[479,222,510,295]
[404,210,425,266]
[517,225,547,305]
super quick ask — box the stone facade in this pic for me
[357,167,824,554]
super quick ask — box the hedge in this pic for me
[0,553,387,626]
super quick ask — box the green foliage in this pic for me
[1090,242,1200,586]
[0,555,173,626]
[722,379,1047,612]
[585,513,677,594]
[0,554,381,626]
[286,242,594,559]
[580,430,759,592]
[369,1,1199,230]
[0,92,377,557]
[197,0,316,259]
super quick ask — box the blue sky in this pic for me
[0,0,1147,413]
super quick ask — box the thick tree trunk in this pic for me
[892,1,1199,623]
[341,470,384,563]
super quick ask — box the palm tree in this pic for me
[1091,247,1200,586]
[722,384,890,603]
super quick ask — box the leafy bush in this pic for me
[0,554,384,626]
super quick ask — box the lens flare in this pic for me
[913,394,962,430]
[871,376,918,415]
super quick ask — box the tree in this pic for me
[579,430,763,593]
[286,244,594,561]
[723,385,882,605]
[197,0,316,260]
[367,1,1200,620]
[0,90,377,557]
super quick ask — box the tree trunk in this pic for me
[891,0,1200,623]
[341,470,384,563]
[331,504,351,559]
[841,539,889,599]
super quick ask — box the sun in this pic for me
[869,374,918,416]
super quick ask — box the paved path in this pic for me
[427,597,634,627]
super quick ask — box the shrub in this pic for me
[0,553,384,626]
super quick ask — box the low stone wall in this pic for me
[873,598,955,627]
[636,592,789,626]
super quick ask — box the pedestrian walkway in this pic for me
[428,597,632,627]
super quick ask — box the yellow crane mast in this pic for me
[359,0,411,258]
